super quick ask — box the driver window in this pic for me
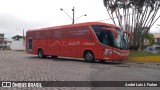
[103,33,109,45]
[99,30,112,46]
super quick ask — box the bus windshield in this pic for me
[114,28,128,50]
[91,25,128,50]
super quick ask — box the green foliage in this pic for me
[12,35,23,40]
[129,50,158,58]
[144,33,155,45]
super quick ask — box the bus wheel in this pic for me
[38,49,45,58]
[84,51,95,63]
[99,60,105,63]
[51,56,58,59]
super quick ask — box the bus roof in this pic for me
[27,22,120,32]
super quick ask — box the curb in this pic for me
[128,56,160,63]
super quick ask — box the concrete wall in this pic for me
[10,39,25,50]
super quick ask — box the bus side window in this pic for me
[28,38,32,49]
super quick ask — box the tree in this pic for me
[103,0,160,50]
[144,33,155,45]
[12,35,23,41]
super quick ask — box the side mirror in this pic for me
[102,28,118,38]
[123,31,132,40]
[123,31,132,47]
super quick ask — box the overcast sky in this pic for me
[0,0,160,37]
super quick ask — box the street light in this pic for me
[60,8,72,21]
[60,7,87,24]
[75,14,87,21]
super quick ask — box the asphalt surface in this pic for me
[0,50,160,90]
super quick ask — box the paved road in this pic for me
[0,50,160,90]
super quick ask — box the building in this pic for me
[0,33,5,44]
[144,33,160,54]
[0,33,7,49]
[154,33,160,44]
[144,33,160,46]
[145,44,160,54]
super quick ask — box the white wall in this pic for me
[10,39,25,50]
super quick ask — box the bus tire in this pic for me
[99,60,105,63]
[84,51,95,63]
[51,56,58,59]
[38,49,45,58]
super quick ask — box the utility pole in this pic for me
[16,28,25,46]
[72,7,75,24]
[23,29,24,46]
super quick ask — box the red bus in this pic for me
[26,22,132,62]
